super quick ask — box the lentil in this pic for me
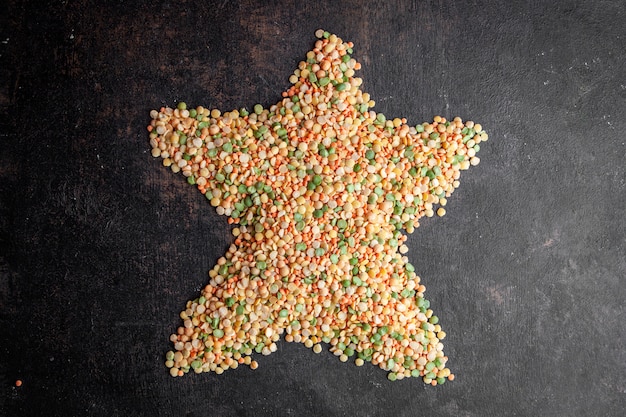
[150,30,487,385]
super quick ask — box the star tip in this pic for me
[314,29,331,39]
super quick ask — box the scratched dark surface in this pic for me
[1,0,625,416]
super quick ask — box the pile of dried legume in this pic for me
[148,30,487,385]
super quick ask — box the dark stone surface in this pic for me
[1,0,624,416]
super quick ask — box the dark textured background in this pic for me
[1,1,625,416]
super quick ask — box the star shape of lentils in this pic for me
[148,30,487,385]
